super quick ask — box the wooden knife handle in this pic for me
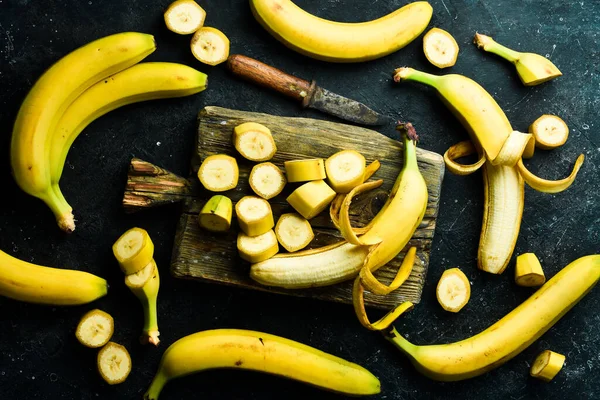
[227,54,314,103]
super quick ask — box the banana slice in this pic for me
[233,122,277,162]
[284,159,326,183]
[529,114,569,150]
[423,27,459,68]
[124,259,156,289]
[249,162,286,200]
[436,268,470,313]
[286,180,336,220]
[164,0,206,35]
[275,213,314,252]
[75,309,114,349]
[515,253,545,287]
[235,195,275,237]
[198,154,239,192]
[112,227,154,275]
[530,350,566,382]
[191,27,230,66]
[198,195,233,232]
[325,150,366,194]
[237,230,279,263]
[97,342,132,385]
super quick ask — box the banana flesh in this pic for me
[275,213,314,252]
[286,180,336,219]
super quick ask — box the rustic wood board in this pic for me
[169,106,444,309]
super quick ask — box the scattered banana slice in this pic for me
[286,180,336,220]
[237,230,279,263]
[284,159,326,183]
[112,227,154,275]
[275,213,314,252]
[191,27,230,66]
[530,350,566,382]
[233,122,277,161]
[75,309,114,348]
[235,195,275,237]
[423,27,459,68]
[325,150,366,194]
[198,154,239,192]
[529,114,569,150]
[515,253,545,287]
[124,259,156,289]
[97,342,132,385]
[249,162,286,200]
[436,268,470,313]
[164,0,206,35]
[198,195,233,232]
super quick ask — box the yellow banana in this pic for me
[143,329,380,399]
[126,262,161,346]
[10,32,156,232]
[0,249,107,305]
[384,255,600,381]
[250,0,433,62]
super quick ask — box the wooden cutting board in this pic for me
[123,106,445,309]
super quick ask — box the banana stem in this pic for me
[397,123,419,170]
[40,189,75,233]
[393,67,440,86]
[141,296,160,346]
[143,372,168,400]
[474,33,521,63]
[382,326,418,357]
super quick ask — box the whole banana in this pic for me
[143,329,381,399]
[250,0,433,62]
[0,249,107,305]
[385,255,600,381]
[11,32,156,232]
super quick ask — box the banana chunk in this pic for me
[191,27,230,66]
[423,27,459,68]
[325,150,366,194]
[198,154,239,192]
[75,309,114,348]
[529,114,569,150]
[199,195,233,232]
[233,122,277,161]
[124,259,156,288]
[284,159,326,183]
[275,213,314,252]
[286,180,336,220]
[237,230,279,263]
[249,162,286,200]
[164,0,206,35]
[436,268,471,313]
[530,350,565,382]
[97,342,132,385]
[515,253,546,287]
[112,227,154,275]
[235,196,275,237]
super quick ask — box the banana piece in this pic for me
[164,0,206,35]
[275,213,314,252]
[325,150,366,194]
[514,253,545,287]
[76,309,114,348]
[474,33,562,86]
[250,0,432,62]
[436,268,470,313]
[423,28,459,68]
[286,180,336,220]
[126,261,161,346]
[233,122,277,162]
[249,162,286,200]
[198,154,239,192]
[385,255,600,381]
[124,260,156,288]
[198,195,233,232]
[235,196,275,237]
[530,350,565,382]
[0,249,107,305]
[10,32,156,232]
[143,329,381,399]
[237,230,279,263]
[191,27,230,66]
[529,114,569,150]
[97,342,132,385]
[284,159,326,183]
[112,227,155,275]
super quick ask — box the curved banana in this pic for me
[50,62,208,212]
[143,329,381,399]
[11,32,156,232]
[250,0,433,62]
[385,255,600,381]
[0,249,107,305]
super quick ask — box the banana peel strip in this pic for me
[339,180,384,246]
[360,247,417,295]
[517,154,585,194]
[443,140,485,176]
[363,160,381,181]
[491,130,534,167]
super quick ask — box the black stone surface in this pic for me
[0,0,598,399]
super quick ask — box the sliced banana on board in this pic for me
[284,159,326,183]
[112,227,154,275]
[249,162,286,200]
[75,309,114,349]
[97,342,132,385]
[233,122,277,161]
[325,150,366,194]
[198,195,233,232]
[164,0,206,35]
[191,27,230,66]
[235,195,275,237]
[275,213,314,252]
[436,268,471,313]
[529,114,569,150]
[423,27,459,68]
[237,230,279,263]
[286,180,336,219]
[198,154,239,192]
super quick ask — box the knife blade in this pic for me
[226,54,392,126]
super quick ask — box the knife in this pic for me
[226,54,392,126]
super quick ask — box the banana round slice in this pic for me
[75,309,114,348]
[284,159,326,183]
[198,195,233,232]
[286,180,336,220]
[249,162,286,200]
[237,230,279,263]
[530,350,566,382]
[275,213,314,252]
[191,27,230,66]
[235,196,274,237]
[112,227,154,275]
[325,150,366,194]
[124,259,156,289]
[97,342,132,385]
[436,268,470,313]
[198,154,239,192]
[164,0,206,35]
[423,27,459,68]
[233,122,277,162]
[529,114,569,150]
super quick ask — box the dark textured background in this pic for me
[1,0,599,399]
